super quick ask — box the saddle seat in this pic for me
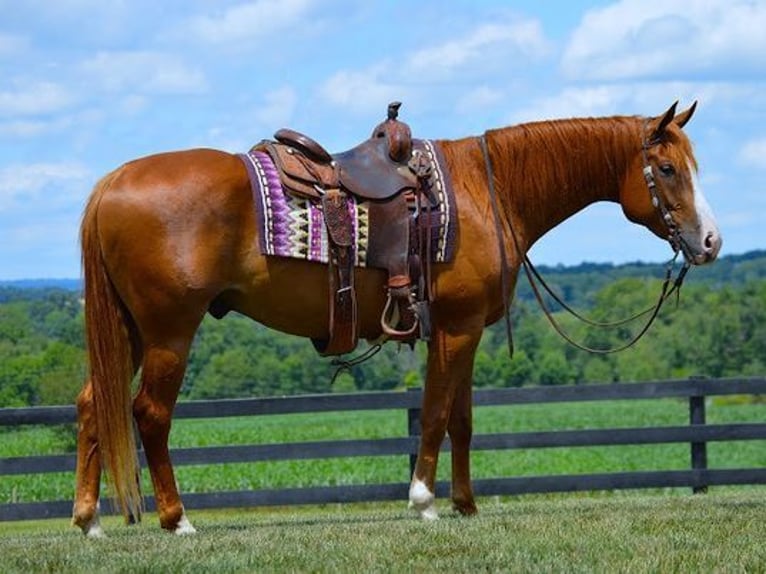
[270,101,419,202]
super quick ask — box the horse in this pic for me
[72,101,721,536]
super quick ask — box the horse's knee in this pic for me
[420,409,451,448]
[75,383,96,426]
[75,383,92,410]
[133,348,185,437]
[132,393,172,438]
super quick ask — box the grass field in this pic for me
[0,493,764,573]
[2,397,765,571]
[3,398,765,502]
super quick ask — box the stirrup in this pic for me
[380,292,419,338]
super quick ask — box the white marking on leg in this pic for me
[174,510,197,535]
[77,501,106,538]
[408,478,439,521]
[84,515,106,539]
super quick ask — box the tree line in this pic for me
[1,251,764,407]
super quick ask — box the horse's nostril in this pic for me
[704,232,715,250]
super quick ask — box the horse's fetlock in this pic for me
[72,500,104,537]
[158,503,185,531]
[409,477,439,520]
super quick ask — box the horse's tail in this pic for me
[80,172,142,522]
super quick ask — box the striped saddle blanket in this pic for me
[239,139,457,267]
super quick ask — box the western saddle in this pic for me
[255,102,435,355]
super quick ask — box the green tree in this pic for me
[535,349,577,386]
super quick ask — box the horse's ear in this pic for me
[673,101,697,129]
[650,101,679,141]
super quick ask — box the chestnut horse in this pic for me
[73,102,721,536]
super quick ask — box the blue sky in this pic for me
[1,0,764,279]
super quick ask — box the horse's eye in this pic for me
[658,163,675,177]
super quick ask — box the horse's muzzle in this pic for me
[684,228,722,265]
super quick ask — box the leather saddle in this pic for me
[267,113,419,202]
[255,102,433,356]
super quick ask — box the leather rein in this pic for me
[480,124,691,356]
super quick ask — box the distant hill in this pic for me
[0,278,81,290]
[510,249,766,308]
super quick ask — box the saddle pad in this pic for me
[238,139,456,267]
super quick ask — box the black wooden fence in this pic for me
[2,376,765,522]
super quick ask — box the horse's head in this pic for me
[620,102,722,265]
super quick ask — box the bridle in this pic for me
[480,122,691,356]
[641,120,696,264]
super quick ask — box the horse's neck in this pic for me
[486,116,640,250]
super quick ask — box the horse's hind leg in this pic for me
[73,327,141,537]
[72,380,105,537]
[132,335,197,534]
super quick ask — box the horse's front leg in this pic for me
[409,325,482,520]
[448,377,477,515]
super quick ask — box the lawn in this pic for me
[0,493,764,573]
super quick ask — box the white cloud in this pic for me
[0,119,58,138]
[406,19,550,80]
[0,216,83,279]
[456,86,505,114]
[118,94,149,115]
[318,64,412,115]
[0,32,28,57]
[739,137,766,170]
[0,80,74,117]
[184,0,316,46]
[318,15,548,115]
[509,86,628,124]
[563,0,766,81]
[198,86,300,151]
[254,86,298,127]
[80,51,207,94]
[0,162,91,211]
[506,81,746,125]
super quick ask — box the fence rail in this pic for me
[2,376,765,521]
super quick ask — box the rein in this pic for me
[479,127,691,356]
[480,136,514,356]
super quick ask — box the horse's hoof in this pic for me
[73,514,106,538]
[173,512,197,535]
[452,500,478,516]
[85,523,106,538]
[408,478,439,521]
[72,501,106,538]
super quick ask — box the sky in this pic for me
[0,0,764,279]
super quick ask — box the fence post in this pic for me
[689,382,708,494]
[407,388,421,479]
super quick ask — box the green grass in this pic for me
[2,399,765,502]
[0,494,764,573]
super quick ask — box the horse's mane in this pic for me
[469,116,696,238]
[489,117,637,221]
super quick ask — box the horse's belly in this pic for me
[228,257,390,340]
